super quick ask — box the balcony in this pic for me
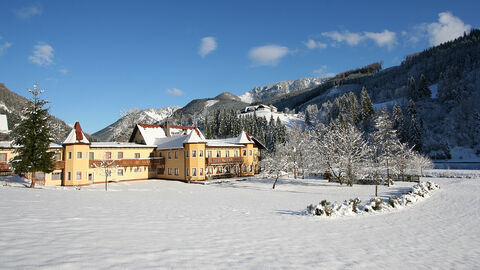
[89,157,164,168]
[54,161,65,170]
[206,157,244,165]
[0,162,11,172]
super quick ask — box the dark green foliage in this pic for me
[10,85,55,188]
[319,200,333,216]
[388,196,399,208]
[349,198,361,213]
[371,198,383,211]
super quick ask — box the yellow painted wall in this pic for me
[158,148,185,180]
[184,143,206,181]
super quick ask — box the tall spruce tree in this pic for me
[10,84,55,188]
[407,99,422,151]
[360,87,374,132]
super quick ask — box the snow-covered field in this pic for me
[1,175,479,269]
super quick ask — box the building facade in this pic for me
[0,122,262,186]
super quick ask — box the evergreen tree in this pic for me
[407,99,422,151]
[360,86,374,132]
[392,102,407,142]
[408,76,418,101]
[418,74,432,99]
[10,84,55,188]
[372,109,403,186]
[276,117,286,144]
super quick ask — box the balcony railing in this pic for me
[206,157,244,165]
[54,161,65,170]
[89,157,164,168]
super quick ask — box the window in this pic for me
[168,152,172,159]
[216,150,221,157]
[134,167,142,173]
[117,169,124,176]
[190,150,195,157]
[135,153,140,159]
[249,150,252,156]
[117,152,123,159]
[76,171,82,180]
[158,152,163,158]
[185,150,189,158]
[0,153,7,162]
[68,152,72,160]
[199,150,203,157]
[242,150,247,156]
[186,168,189,176]
[168,168,172,175]
[174,168,179,176]
[54,152,61,161]
[250,165,253,172]
[89,152,94,160]
[192,168,197,176]
[88,173,94,181]
[207,151,212,158]
[225,150,229,157]
[67,172,71,180]
[51,172,62,180]
[174,151,178,159]
[243,165,247,173]
[234,150,238,157]
[77,152,82,159]
[157,168,164,175]
[105,152,112,159]
[200,168,203,176]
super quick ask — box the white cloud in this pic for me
[321,29,397,49]
[166,88,184,96]
[426,12,471,46]
[304,39,327,49]
[59,68,68,74]
[322,31,365,46]
[29,42,54,66]
[364,30,397,50]
[312,65,336,78]
[199,37,217,57]
[0,41,12,56]
[248,45,289,66]
[14,4,43,19]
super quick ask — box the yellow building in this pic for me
[0,122,263,186]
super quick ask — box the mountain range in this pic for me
[2,30,479,159]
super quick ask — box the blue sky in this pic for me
[0,0,478,133]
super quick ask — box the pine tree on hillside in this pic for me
[418,74,432,99]
[10,84,55,188]
[407,99,423,151]
[392,102,407,143]
[360,86,374,132]
[408,77,418,101]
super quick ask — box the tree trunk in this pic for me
[386,158,390,187]
[375,181,378,197]
[30,170,36,188]
[272,176,279,189]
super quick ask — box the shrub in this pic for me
[371,198,383,211]
[349,198,361,213]
[319,200,333,216]
[388,196,399,208]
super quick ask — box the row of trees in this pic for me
[204,109,287,150]
[262,108,433,189]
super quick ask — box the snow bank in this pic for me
[423,169,480,178]
[307,181,440,218]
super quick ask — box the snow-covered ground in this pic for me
[1,175,479,269]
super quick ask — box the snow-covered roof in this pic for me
[0,141,13,148]
[0,114,8,133]
[90,142,156,148]
[136,124,167,145]
[183,128,205,143]
[205,139,242,147]
[236,130,252,144]
[63,122,90,144]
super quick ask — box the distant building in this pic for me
[0,121,262,185]
[240,104,277,114]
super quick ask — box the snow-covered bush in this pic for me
[364,198,383,212]
[306,181,440,217]
[349,198,361,213]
